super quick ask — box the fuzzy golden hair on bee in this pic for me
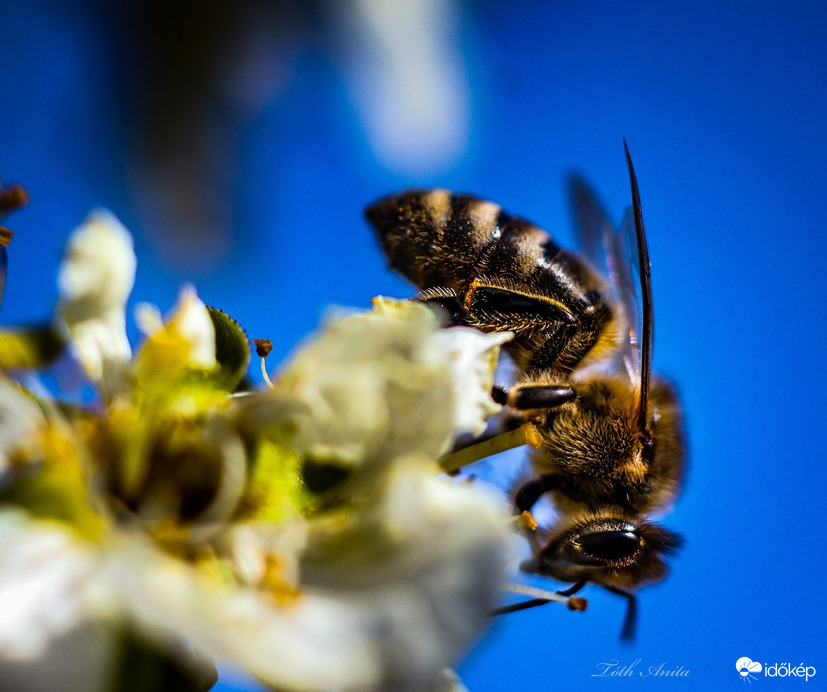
[533,376,643,481]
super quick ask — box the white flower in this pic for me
[57,210,136,390]
[340,0,470,175]
[0,463,509,692]
[1,288,512,691]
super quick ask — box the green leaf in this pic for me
[206,306,249,391]
[0,324,65,369]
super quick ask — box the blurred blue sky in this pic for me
[2,0,826,689]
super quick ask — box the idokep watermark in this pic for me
[736,657,817,682]
[591,658,690,678]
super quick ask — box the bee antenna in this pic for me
[623,139,653,439]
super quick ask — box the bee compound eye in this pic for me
[580,530,642,561]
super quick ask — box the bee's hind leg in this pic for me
[411,287,466,325]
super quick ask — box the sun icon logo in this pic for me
[736,657,762,683]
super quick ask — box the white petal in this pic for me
[340,0,469,175]
[300,462,511,692]
[94,464,509,692]
[133,301,164,337]
[270,299,458,467]
[0,511,96,659]
[0,378,45,477]
[165,286,216,369]
[99,537,379,692]
[58,210,136,316]
[428,669,469,692]
[427,327,512,436]
[58,209,136,385]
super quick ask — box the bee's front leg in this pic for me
[513,473,561,514]
[493,383,576,410]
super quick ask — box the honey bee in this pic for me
[365,144,685,638]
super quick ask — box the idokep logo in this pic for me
[736,658,762,683]
[736,657,817,682]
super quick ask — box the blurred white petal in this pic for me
[0,292,512,691]
[0,378,45,477]
[101,464,509,692]
[301,461,510,691]
[162,286,217,369]
[133,286,217,387]
[57,209,136,387]
[133,301,164,336]
[337,0,470,175]
[0,512,97,659]
[428,327,512,436]
[268,299,458,467]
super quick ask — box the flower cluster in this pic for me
[0,209,513,691]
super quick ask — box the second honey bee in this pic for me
[365,144,686,638]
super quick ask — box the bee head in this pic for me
[522,512,683,590]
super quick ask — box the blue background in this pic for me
[2,1,826,689]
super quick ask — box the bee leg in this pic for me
[490,598,554,616]
[605,585,638,641]
[411,288,466,326]
[495,384,576,411]
[557,579,588,597]
[513,473,561,513]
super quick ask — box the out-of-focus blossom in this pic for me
[245,297,507,471]
[339,0,470,175]
[57,209,136,394]
[134,285,218,391]
[110,0,470,269]
[0,378,45,478]
[0,213,512,692]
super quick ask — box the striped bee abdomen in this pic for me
[366,189,617,376]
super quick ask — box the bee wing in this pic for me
[616,206,644,384]
[568,176,641,384]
